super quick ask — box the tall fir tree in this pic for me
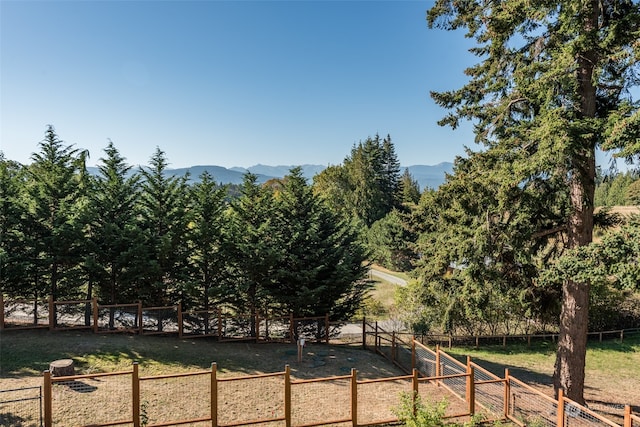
[271,167,370,319]
[138,147,191,308]
[23,126,89,309]
[426,0,640,402]
[187,171,229,313]
[85,142,145,313]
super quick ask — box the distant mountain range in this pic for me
[88,162,453,190]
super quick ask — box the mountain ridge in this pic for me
[87,162,453,190]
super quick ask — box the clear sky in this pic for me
[1,0,484,169]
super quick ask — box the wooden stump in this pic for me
[50,359,75,377]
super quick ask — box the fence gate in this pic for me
[0,386,43,427]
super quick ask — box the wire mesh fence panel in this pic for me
[508,377,557,427]
[630,412,640,427]
[0,386,42,427]
[51,373,132,426]
[291,376,351,426]
[96,304,140,333]
[259,316,290,342]
[219,315,254,341]
[329,321,362,345]
[181,310,219,338]
[471,362,505,417]
[416,379,470,417]
[217,373,284,426]
[376,335,393,362]
[437,350,467,400]
[140,372,211,426]
[414,343,437,377]
[53,301,93,329]
[563,399,621,427]
[141,306,179,335]
[395,342,413,373]
[364,322,377,349]
[293,317,328,343]
[3,299,49,329]
[356,377,412,425]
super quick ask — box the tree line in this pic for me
[1,128,425,325]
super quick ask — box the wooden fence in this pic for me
[42,362,474,427]
[365,322,638,427]
[0,295,339,343]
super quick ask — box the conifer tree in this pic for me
[85,142,144,314]
[426,0,640,402]
[188,171,229,313]
[271,167,370,319]
[23,126,89,307]
[138,148,191,309]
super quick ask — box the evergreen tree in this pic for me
[0,156,29,298]
[426,0,640,402]
[226,173,280,333]
[85,142,144,312]
[23,126,89,307]
[270,167,370,319]
[188,171,229,313]
[399,168,421,206]
[138,148,191,308]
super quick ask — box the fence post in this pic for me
[211,362,218,427]
[256,313,260,342]
[177,303,183,338]
[289,313,295,343]
[624,405,632,427]
[0,294,4,330]
[557,389,565,427]
[412,368,419,416]
[325,314,330,343]
[621,329,624,342]
[92,297,98,333]
[391,331,396,362]
[362,317,366,348]
[435,345,441,379]
[43,370,52,427]
[218,309,223,339]
[466,363,475,415]
[132,362,140,427]
[504,368,510,419]
[351,368,358,427]
[48,295,54,330]
[137,302,143,335]
[375,321,379,352]
[284,364,291,427]
[411,338,416,370]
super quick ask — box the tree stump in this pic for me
[49,359,75,377]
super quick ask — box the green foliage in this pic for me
[393,392,448,427]
[426,0,640,402]
[627,179,640,205]
[313,133,402,227]
[595,171,639,206]
[269,167,370,319]
[367,210,416,271]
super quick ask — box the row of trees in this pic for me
[595,169,640,206]
[0,127,370,322]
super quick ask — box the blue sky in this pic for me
[1,0,483,168]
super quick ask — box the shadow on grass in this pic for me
[0,328,404,380]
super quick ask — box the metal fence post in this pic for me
[178,303,183,339]
[48,296,54,330]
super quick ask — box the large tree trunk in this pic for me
[553,0,599,405]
